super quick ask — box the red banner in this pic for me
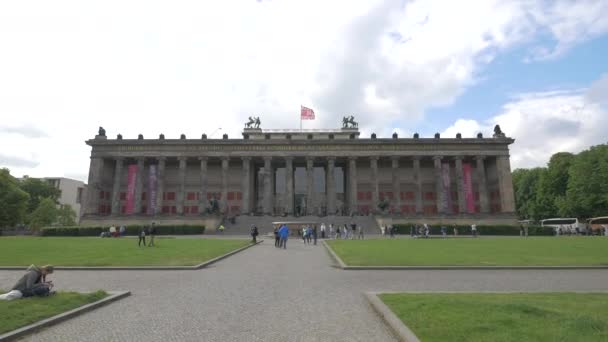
[126,164,137,214]
[301,105,315,120]
[148,164,157,215]
[442,163,452,213]
[463,163,475,213]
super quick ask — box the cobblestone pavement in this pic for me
[2,239,608,342]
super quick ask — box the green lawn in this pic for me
[380,293,608,342]
[0,290,107,335]
[0,237,251,266]
[326,237,608,266]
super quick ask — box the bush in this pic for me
[392,224,553,236]
[41,225,205,236]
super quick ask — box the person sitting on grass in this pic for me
[0,265,55,301]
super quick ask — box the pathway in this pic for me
[2,238,608,341]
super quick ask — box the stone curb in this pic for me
[321,241,347,268]
[364,292,421,342]
[0,291,131,342]
[321,242,608,270]
[0,240,262,271]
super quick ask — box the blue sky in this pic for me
[0,0,608,179]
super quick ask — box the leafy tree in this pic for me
[29,197,58,229]
[56,204,77,226]
[19,177,61,214]
[512,168,543,219]
[561,145,608,218]
[0,168,30,228]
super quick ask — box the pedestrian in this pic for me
[471,224,478,238]
[453,225,458,236]
[279,224,289,249]
[425,224,430,238]
[441,226,446,238]
[357,224,364,239]
[329,223,335,239]
[274,226,280,247]
[218,224,225,234]
[109,225,117,237]
[342,224,348,239]
[119,225,126,237]
[336,226,341,239]
[138,226,147,247]
[320,223,326,239]
[313,225,318,245]
[389,224,395,238]
[350,222,356,240]
[410,225,415,237]
[381,225,386,237]
[520,224,524,237]
[250,225,259,243]
[148,223,156,247]
[307,226,313,244]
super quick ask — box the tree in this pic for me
[561,145,608,218]
[0,168,30,228]
[533,153,574,219]
[29,197,58,229]
[512,168,543,219]
[56,204,77,226]
[19,177,61,214]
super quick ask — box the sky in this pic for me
[1,0,607,182]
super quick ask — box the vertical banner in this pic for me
[126,164,138,214]
[148,164,157,215]
[441,163,451,213]
[463,163,475,213]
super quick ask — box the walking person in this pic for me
[138,226,147,247]
[329,223,335,239]
[453,225,458,236]
[320,223,326,239]
[250,225,259,243]
[279,224,289,249]
[381,225,386,237]
[350,222,356,240]
[389,224,395,238]
[119,225,126,237]
[410,225,415,238]
[148,223,156,247]
[342,224,348,239]
[313,225,318,245]
[274,226,280,247]
[357,224,364,240]
[441,226,447,238]
[471,224,478,238]
[336,226,341,239]
[218,224,225,234]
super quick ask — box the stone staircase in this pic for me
[217,214,381,236]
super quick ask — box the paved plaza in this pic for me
[2,238,608,341]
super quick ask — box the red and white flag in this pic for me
[301,105,315,120]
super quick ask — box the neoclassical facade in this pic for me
[81,126,516,225]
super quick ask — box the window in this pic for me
[99,191,105,199]
[187,192,196,201]
[357,192,365,201]
[141,206,147,214]
[190,206,199,214]
[424,192,435,200]
[236,192,242,200]
[120,192,126,200]
[167,192,176,201]
[227,192,235,201]
[162,206,170,214]
[365,192,372,200]
[142,192,147,201]
[121,206,126,214]
[184,206,190,214]
[105,191,111,200]
[171,206,177,214]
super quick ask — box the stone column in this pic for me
[455,156,465,214]
[391,157,401,213]
[326,157,336,215]
[198,157,208,214]
[306,157,314,215]
[221,157,229,214]
[177,157,187,215]
[370,157,379,213]
[348,157,357,215]
[433,156,444,214]
[134,158,144,215]
[285,157,294,215]
[111,158,123,215]
[413,157,423,214]
[84,157,104,215]
[263,157,273,215]
[241,157,251,214]
[156,157,165,214]
[476,156,489,213]
[496,155,516,213]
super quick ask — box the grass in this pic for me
[326,237,608,266]
[380,293,608,342]
[0,290,107,335]
[0,237,251,266]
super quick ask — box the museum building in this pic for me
[81,123,516,226]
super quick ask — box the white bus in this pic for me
[540,218,582,235]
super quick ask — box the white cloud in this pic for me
[0,0,606,180]
[442,76,608,169]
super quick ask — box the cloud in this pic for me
[442,76,608,169]
[0,0,606,180]
[0,154,40,168]
[0,125,48,138]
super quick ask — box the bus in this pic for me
[540,218,583,235]
[587,217,608,236]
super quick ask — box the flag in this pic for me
[301,105,315,120]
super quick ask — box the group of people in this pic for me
[300,225,318,245]
[329,223,364,240]
[138,224,157,247]
[100,225,126,238]
[0,265,55,301]
[273,224,290,249]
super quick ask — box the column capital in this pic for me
[241,156,251,162]
[369,156,379,162]
[115,157,124,162]
[177,156,187,162]
[475,155,486,161]
[197,156,208,162]
[411,155,422,161]
[221,156,230,162]
[136,157,145,163]
[157,156,166,162]
[263,156,272,162]
[432,155,443,161]
[306,157,314,167]
[326,156,336,162]
[284,156,294,162]
[348,156,357,162]
[453,156,464,161]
